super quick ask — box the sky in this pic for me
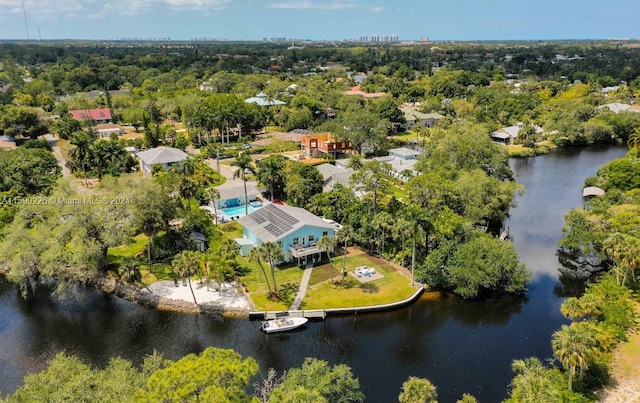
[0,0,638,41]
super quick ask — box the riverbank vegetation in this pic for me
[1,39,640,399]
[1,347,483,403]
[501,148,640,402]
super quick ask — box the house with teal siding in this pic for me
[237,203,338,266]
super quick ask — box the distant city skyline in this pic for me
[0,0,638,42]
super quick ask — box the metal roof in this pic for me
[217,183,259,201]
[238,203,334,243]
[137,146,188,165]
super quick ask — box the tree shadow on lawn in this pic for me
[359,282,380,294]
[273,282,298,305]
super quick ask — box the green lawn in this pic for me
[106,222,416,312]
[213,222,305,311]
[388,131,418,144]
[302,253,416,309]
[107,233,178,284]
[108,233,148,266]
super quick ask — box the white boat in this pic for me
[260,316,308,333]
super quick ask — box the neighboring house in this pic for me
[68,108,113,124]
[350,73,367,85]
[237,203,337,265]
[316,163,355,191]
[137,146,189,174]
[597,103,639,114]
[0,135,16,150]
[215,183,260,209]
[301,133,351,158]
[490,123,544,145]
[399,106,444,129]
[388,147,420,160]
[372,154,419,182]
[124,146,136,157]
[244,92,286,106]
[95,123,124,138]
[343,85,386,99]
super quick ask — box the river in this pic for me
[0,145,628,402]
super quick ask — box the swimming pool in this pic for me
[221,201,263,218]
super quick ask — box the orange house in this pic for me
[301,133,351,158]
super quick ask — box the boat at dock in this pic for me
[260,316,308,333]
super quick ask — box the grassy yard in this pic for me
[107,233,179,284]
[388,131,417,144]
[611,303,640,378]
[106,222,416,312]
[301,252,416,309]
[206,222,306,311]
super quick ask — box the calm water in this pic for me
[0,145,628,402]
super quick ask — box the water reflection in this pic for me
[0,145,629,403]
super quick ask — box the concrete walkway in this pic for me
[289,262,314,310]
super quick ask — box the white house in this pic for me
[316,163,355,192]
[95,123,125,138]
[215,183,260,209]
[490,123,544,145]
[137,146,189,175]
[237,203,337,265]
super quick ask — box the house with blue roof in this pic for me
[237,203,338,266]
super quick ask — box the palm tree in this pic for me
[405,204,427,286]
[346,154,364,170]
[69,131,95,186]
[203,186,220,225]
[603,232,640,286]
[207,143,225,174]
[93,139,126,178]
[120,257,142,286]
[256,155,286,202]
[249,247,272,296]
[231,152,255,215]
[317,235,337,285]
[552,322,601,391]
[219,238,240,259]
[205,253,234,296]
[508,358,559,402]
[372,211,392,255]
[172,250,201,305]
[261,242,284,299]
[338,224,356,288]
[178,157,197,176]
[627,127,640,149]
[392,218,413,266]
[219,238,241,286]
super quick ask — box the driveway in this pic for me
[44,134,72,178]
